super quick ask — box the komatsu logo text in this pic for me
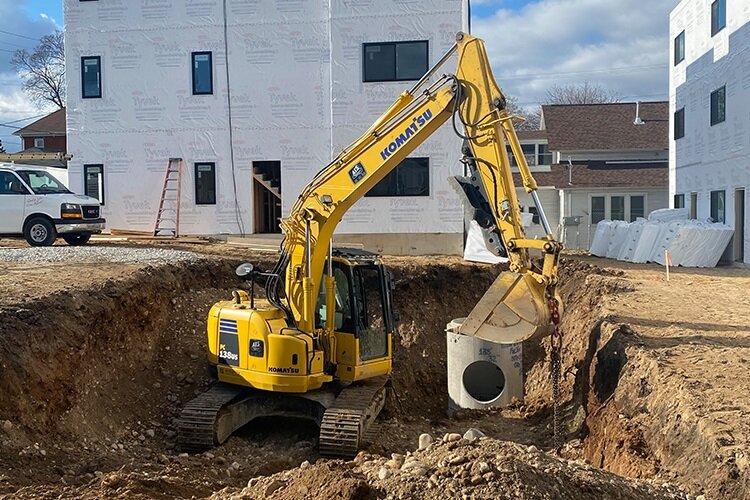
[380,109,433,161]
[269,367,300,374]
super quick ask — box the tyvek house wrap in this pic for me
[64,0,464,236]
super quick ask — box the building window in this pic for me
[363,41,428,82]
[195,162,216,204]
[591,196,605,224]
[528,206,540,224]
[674,107,685,139]
[366,157,429,197]
[610,196,625,221]
[674,193,685,209]
[690,192,698,219]
[84,164,104,204]
[538,144,552,165]
[192,52,213,95]
[710,86,725,126]
[34,138,45,148]
[674,31,685,65]
[507,143,550,167]
[710,190,725,223]
[711,0,726,36]
[630,196,645,221]
[81,56,102,98]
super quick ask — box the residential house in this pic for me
[63,0,467,254]
[512,102,670,249]
[12,108,68,169]
[670,0,748,264]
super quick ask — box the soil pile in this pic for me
[212,429,685,500]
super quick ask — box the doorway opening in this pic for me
[735,189,745,262]
[252,161,281,234]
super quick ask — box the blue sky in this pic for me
[25,1,62,24]
[0,0,676,151]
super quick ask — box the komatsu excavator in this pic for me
[177,32,562,458]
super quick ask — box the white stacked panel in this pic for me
[589,210,734,267]
[605,221,630,259]
[589,220,613,257]
[617,218,646,262]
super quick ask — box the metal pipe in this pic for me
[305,219,311,278]
[530,190,553,236]
[408,43,458,95]
[328,240,333,277]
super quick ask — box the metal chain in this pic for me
[548,295,563,451]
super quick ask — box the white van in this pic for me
[0,164,105,246]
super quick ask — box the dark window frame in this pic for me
[674,193,685,209]
[710,85,726,126]
[674,30,685,65]
[711,0,726,36]
[674,107,685,139]
[365,157,430,197]
[191,51,214,96]
[362,40,429,83]
[194,162,217,205]
[591,196,606,224]
[81,56,102,99]
[83,164,105,205]
[610,195,626,221]
[630,195,645,222]
[710,190,726,223]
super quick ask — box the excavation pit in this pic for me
[0,242,745,498]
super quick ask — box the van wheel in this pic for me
[63,234,91,246]
[24,217,56,247]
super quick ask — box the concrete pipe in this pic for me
[446,318,523,415]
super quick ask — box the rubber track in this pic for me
[318,377,387,459]
[177,383,243,453]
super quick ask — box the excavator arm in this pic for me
[270,32,561,346]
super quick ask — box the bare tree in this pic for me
[544,81,621,105]
[0,140,5,154]
[12,30,65,109]
[503,95,541,131]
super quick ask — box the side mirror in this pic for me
[235,263,254,278]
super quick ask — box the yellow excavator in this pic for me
[177,32,562,458]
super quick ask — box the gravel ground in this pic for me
[0,246,203,264]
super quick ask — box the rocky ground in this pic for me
[213,428,686,500]
[0,237,747,498]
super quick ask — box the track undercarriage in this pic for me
[177,376,387,459]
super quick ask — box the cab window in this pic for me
[354,266,388,361]
[0,172,27,195]
[315,263,354,333]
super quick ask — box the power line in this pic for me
[498,63,668,81]
[0,48,16,53]
[0,29,39,42]
[0,39,26,49]
[1,113,48,126]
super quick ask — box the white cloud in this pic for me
[473,0,675,109]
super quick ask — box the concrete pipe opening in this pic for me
[462,360,505,403]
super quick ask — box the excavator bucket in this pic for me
[458,272,553,344]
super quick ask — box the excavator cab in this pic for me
[314,249,396,379]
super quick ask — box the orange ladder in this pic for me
[153,157,183,237]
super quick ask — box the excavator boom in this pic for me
[275,32,561,345]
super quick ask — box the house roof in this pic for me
[541,102,668,151]
[13,108,66,137]
[516,130,548,141]
[513,161,668,189]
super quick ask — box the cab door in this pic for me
[0,172,29,233]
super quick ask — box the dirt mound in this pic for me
[212,432,685,500]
